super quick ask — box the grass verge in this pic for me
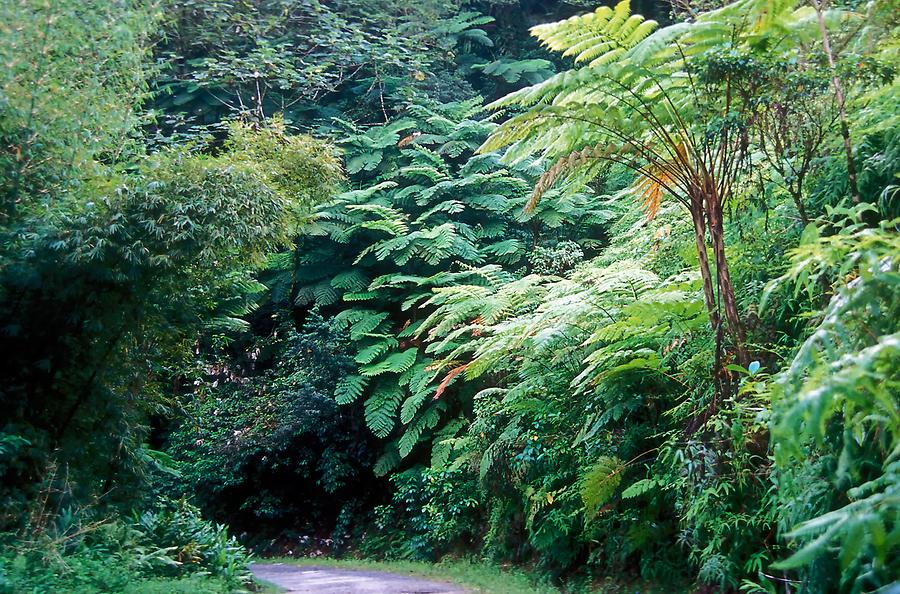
[252,578,285,594]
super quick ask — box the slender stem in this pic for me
[813,0,860,203]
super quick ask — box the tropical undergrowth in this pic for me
[174,1,899,591]
[2,0,898,593]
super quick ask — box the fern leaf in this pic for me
[330,270,370,292]
[434,363,471,401]
[343,291,381,302]
[582,456,625,518]
[373,445,401,476]
[621,478,658,499]
[349,311,390,340]
[355,338,399,365]
[364,384,404,437]
[400,390,429,425]
[398,402,444,457]
[334,374,369,405]
[360,348,419,377]
[431,418,467,468]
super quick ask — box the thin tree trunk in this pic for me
[791,188,809,225]
[813,0,860,203]
[706,195,749,366]
[689,197,720,332]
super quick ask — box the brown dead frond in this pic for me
[397,132,421,148]
[525,143,621,213]
[633,143,687,221]
[434,363,471,400]
[635,174,669,221]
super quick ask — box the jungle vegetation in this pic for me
[0,0,897,592]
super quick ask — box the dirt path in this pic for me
[250,563,469,594]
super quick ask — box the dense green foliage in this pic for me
[1,497,251,593]
[165,312,378,543]
[1,0,898,592]
[1,0,338,590]
[291,97,609,471]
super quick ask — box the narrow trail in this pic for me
[250,563,469,594]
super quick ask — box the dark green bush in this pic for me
[365,467,483,560]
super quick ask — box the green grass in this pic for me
[258,557,562,594]
[252,578,285,594]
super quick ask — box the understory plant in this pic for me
[0,497,251,594]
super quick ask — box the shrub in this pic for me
[0,498,251,594]
[133,498,252,586]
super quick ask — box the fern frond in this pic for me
[400,390,429,426]
[621,478,659,499]
[331,270,371,292]
[364,384,404,437]
[360,348,419,377]
[338,181,399,202]
[582,456,625,518]
[431,418,467,468]
[355,338,400,365]
[349,311,390,339]
[398,402,445,457]
[434,363,471,401]
[373,444,401,476]
[334,374,369,405]
[531,1,657,68]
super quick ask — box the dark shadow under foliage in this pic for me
[162,312,388,550]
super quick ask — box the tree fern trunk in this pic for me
[706,196,748,366]
[689,197,720,333]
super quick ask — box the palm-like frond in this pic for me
[531,0,657,67]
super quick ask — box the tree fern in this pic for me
[282,97,605,457]
[479,0,859,362]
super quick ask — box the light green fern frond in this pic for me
[582,456,625,518]
[531,0,657,67]
[360,348,419,377]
